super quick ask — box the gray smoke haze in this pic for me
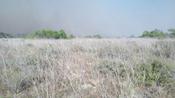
[0,0,175,37]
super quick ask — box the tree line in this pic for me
[0,28,175,39]
[0,29,74,39]
[140,29,175,38]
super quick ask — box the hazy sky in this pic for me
[0,0,175,37]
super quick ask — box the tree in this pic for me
[67,34,75,39]
[58,29,67,39]
[85,34,102,39]
[27,29,69,39]
[141,31,150,37]
[168,29,175,37]
[141,29,166,38]
[93,34,102,38]
[0,32,13,38]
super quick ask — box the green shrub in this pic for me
[0,32,13,38]
[141,29,166,38]
[27,29,69,39]
[67,34,75,39]
[85,34,102,38]
[136,60,174,87]
[168,29,175,38]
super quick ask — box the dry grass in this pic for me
[0,38,175,98]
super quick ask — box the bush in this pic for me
[168,29,175,38]
[27,29,69,39]
[136,60,174,87]
[141,29,166,38]
[85,34,102,38]
[0,32,13,38]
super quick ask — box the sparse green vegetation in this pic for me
[136,60,173,86]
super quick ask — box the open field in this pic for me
[0,38,175,98]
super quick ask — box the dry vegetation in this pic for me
[0,38,175,98]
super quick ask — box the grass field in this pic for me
[0,38,175,98]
